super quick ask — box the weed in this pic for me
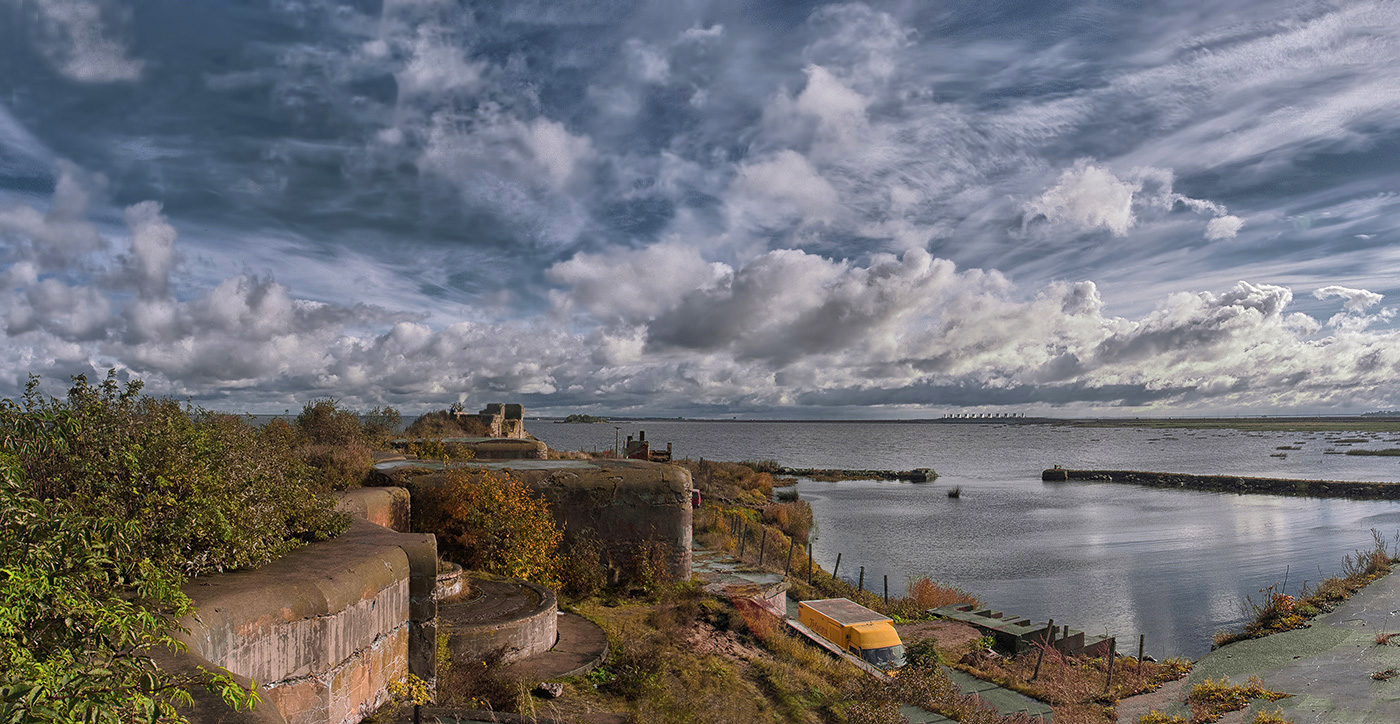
[1248,710,1295,724]
[1376,632,1397,645]
[1136,713,1188,724]
[1185,677,1288,722]
[1215,529,1395,647]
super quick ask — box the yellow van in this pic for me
[797,598,906,672]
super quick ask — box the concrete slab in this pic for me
[1147,570,1400,723]
[502,612,609,682]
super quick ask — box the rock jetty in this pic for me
[1042,468,1400,500]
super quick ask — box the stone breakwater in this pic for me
[1042,468,1400,500]
[779,467,937,482]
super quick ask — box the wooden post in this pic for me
[833,552,842,580]
[858,566,864,592]
[786,540,795,575]
[1137,634,1145,678]
[883,575,889,605]
[1104,638,1117,695]
[759,530,767,567]
[1031,619,1054,682]
[808,544,814,584]
[739,524,747,557]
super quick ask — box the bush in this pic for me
[414,468,561,586]
[404,410,490,438]
[361,406,403,446]
[0,372,354,723]
[761,501,814,542]
[0,461,258,723]
[295,399,373,489]
[1,373,349,577]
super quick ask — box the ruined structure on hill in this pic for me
[456,402,526,438]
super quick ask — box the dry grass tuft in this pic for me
[1215,529,1395,648]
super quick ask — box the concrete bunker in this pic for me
[372,458,693,581]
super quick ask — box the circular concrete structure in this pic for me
[435,561,467,603]
[440,576,558,665]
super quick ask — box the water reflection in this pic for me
[532,421,1400,658]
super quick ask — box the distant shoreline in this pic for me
[530,416,1400,432]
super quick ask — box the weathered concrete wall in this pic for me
[369,459,692,580]
[178,489,436,724]
[467,438,547,460]
[334,487,411,532]
[440,578,557,665]
[512,460,693,580]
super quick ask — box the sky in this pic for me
[0,0,1398,418]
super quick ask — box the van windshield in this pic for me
[861,644,906,669]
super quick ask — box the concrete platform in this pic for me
[440,577,558,665]
[1120,569,1400,723]
[502,612,610,682]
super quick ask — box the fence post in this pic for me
[759,530,767,567]
[808,544,814,584]
[1031,619,1054,682]
[1137,634,1145,678]
[859,566,864,592]
[1104,638,1117,695]
[833,552,842,580]
[786,540,795,575]
[883,575,888,605]
[739,523,747,557]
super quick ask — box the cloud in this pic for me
[21,0,144,82]
[1025,161,1139,236]
[1025,161,1245,239]
[1313,285,1383,312]
[1204,215,1245,240]
[729,150,841,227]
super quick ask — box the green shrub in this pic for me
[0,456,256,723]
[0,373,349,577]
[294,399,373,489]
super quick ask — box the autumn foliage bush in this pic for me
[414,468,562,586]
[0,372,351,723]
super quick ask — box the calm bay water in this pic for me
[531,420,1400,658]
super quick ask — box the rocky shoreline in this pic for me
[1042,467,1400,500]
[778,467,937,482]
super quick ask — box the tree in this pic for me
[416,469,561,586]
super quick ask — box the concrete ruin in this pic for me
[931,603,1114,658]
[372,458,693,581]
[440,576,559,665]
[456,402,526,439]
[174,488,436,724]
[624,430,673,462]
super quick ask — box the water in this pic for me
[531,420,1400,658]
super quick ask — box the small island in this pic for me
[557,413,609,423]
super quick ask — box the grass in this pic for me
[678,458,779,506]
[951,639,1191,724]
[536,583,1039,724]
[1184,677,1289,723]
[1213,530,1396,648]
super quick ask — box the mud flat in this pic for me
[1042,468,1400,500]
